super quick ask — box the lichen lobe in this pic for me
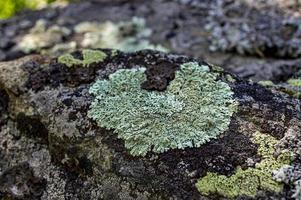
[58,49,107,67]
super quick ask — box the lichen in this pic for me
[274,164,301,200]
[258,80,275,87]
[74,17,168,52]
[58,49,107,67]
[17,19,71,54]
[258,79,301,99]
[287,79,301,88]
[196,131,292,198]
[88,62,237,156]
[16,17,167,56]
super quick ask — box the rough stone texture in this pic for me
[0,49,300,199]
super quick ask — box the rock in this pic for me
[1,0,301,83]
[0,49,300,199]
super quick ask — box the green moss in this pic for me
[88,62,237,156]
[196,132,292,198]
[287,79,301,87]
[58,49,107,67]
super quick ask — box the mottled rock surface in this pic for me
[0,0,301,83]
[0,49,300,199]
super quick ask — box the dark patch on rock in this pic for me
[70,51,85,60]
[63,171,96,200]
[16,113,49,144]
[23,50,200,93]
[233,82,275,103]
[0,162,46,200]
[24,60,99,91]
[22,51,111,92]
[0,90,9,128]
[141,61,180,91]
[49,136,93,176]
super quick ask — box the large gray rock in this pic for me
[0,49,300,199]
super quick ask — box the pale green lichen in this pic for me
[258,80,275,87]
[226,74,236,83]
[18,19,71,53]
[16,17,167,56]
[258,79,301,99]
[287,79,301,87]
[88,62,237,156]
[58,49,107,67]
[196,131,292,198]
[74,17,168,52]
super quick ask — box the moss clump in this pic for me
[58,49,107,67]
[196,132,292,198]
[88,62,237,156]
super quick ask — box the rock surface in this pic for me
[0,0,301,83]
[0,49,300,199]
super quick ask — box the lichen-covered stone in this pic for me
[258,78,301,99]
[0,49,300,199]
[288,79,301,88]
[15,17,167,57]
[18,19,71,54]
[274,164,301,200]
[196,132,292,198]
[74,17,168,52]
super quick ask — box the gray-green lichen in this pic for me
[258,79,301,99]
[58,49,107,67]
[88,62,237,156]
[74,17,168,52]
[17,17,167,57]
[18,19,71,53]
[274,164,301,200]
[287,79,301,88]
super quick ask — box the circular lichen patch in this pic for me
[88,62,237,156]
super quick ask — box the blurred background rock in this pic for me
[0,0,300,91]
